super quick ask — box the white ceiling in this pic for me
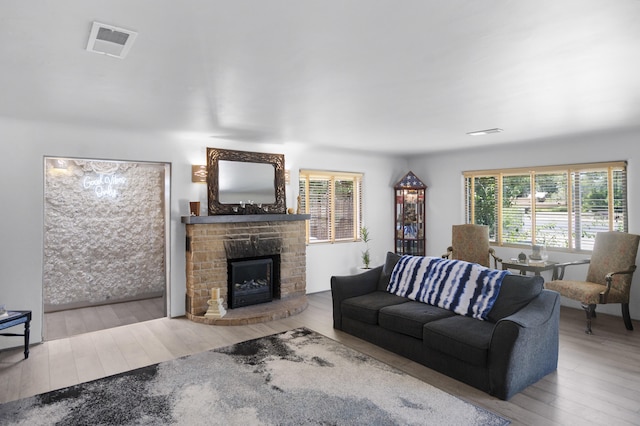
[2,1,639,155]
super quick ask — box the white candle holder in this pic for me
[204,288,227,319]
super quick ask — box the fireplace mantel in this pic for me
[181,214,310,224]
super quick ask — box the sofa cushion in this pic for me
[487,274,544,322]
[379,301,455,339]
[423,315,495,366]
[341,291,409,325]
[377,251,402,291]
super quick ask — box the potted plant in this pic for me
[361,226,371,269]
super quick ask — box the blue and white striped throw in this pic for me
[387,255,510,320]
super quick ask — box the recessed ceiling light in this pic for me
[466,128,503,136]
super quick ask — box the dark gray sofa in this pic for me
[331,252,560,400]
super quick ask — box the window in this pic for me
[464,161,627,252]
[299,170,363,244]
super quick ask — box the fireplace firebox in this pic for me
[228,255,280,309]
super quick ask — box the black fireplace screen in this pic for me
[228,257,275,308]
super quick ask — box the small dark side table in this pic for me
[0,310,32,359]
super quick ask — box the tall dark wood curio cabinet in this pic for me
[394,171,426,256]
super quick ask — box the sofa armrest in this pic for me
[330,265,383,330]
[488,289,560,400]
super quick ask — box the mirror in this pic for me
[207,148,286,215]
[218,160,276,204]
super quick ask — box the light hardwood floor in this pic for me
[43,297,165,341]
[1,291,640,425]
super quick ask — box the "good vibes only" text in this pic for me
[83,174,127,198]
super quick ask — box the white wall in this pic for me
[0,117,407,348]
[408,127,640,320]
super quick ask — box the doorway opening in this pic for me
[43,157,170,340]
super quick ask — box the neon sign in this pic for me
[83,174,127,198]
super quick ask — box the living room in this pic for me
[1,2,640,424]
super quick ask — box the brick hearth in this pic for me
[182,214,309,325]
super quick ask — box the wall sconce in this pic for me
[285,169,290,185]
[192,165,207,183]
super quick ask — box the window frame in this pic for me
[464,161,628,253]
[299,170,363,244]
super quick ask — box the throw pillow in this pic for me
[377,251,402,291]
[487,274,544,322]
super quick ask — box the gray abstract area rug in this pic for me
[0,328,510,425]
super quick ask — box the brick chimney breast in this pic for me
[182,216,308,324]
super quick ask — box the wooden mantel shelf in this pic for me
[181,214,310,224]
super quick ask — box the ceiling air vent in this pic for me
[86,21,138,59]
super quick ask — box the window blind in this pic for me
[299,170,363,244]
[464,161,627,253]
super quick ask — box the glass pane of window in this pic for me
[472,176,498,240]
[464,178,472,224]
[308,178,330,242]
[612,168,627,233]
[298,179,307,215]
[574,170,610,250]
[502,174,531,245]
[334,179,354,240]
[534,172,568,248]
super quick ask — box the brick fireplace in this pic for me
[182,214,309,325]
